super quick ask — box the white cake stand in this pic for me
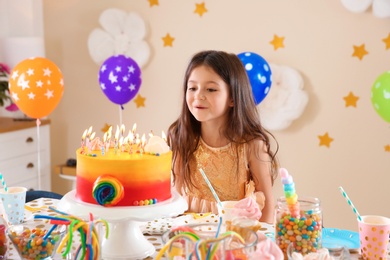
[57,189,188,260]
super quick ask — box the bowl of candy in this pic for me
[160,223,258,259]
[7,224,66,260]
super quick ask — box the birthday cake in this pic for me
[76,125,172,207]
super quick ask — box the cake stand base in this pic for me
[57,190,188,260]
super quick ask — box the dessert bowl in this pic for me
[8,224,66,260]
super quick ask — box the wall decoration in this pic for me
[8,57,64,119]
[343,92,359,107]
[341,0,390,18]
[101,123,112,133]
[340,0,373,13]
[352,44,368,60]
[98,54,142,107]
[134,94,146,108]
[318,132,334,148]
[372,0,390,18]
[162,33,175,47]
[371,71,390,123]
[258,64,308,131]
[238,52,272,105]
[148,0,159,7]
[385,145,390,152]
[194,2,208,17]
[88,8,151,68]
[270,35,285,50]
[383,33,390,49]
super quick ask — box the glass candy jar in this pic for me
[275,196,322,259]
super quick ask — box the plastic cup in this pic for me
[0,187,27,225]
[217,201,238,224]
[358,215,390,259]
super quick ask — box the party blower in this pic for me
[275,168,322,258]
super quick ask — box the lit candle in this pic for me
[114,125,119,155]
[88,132,96,153]
[102,132,107,156]
[132,123,137,134]
[140,134,146,156]
[81,129,87,154]
[162,131,167,143]
[120,124,125,138]
[128,132,134,154]
[106,126,112,152]
[119,136,124,153]
[86,126,93,149]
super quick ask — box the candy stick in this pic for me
[0,173,8,192]
[339,186,362,221]
[280,168,300,217]
[43,224,58,240]
[199,168,222,207]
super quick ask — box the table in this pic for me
[6,198,389,259]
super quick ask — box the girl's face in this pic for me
[186,65,233,124]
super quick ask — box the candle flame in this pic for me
[141,134,146,147]
[82,129,87,140]
[115,125,119,141]
[90,132,96,140]
[132,123,137,133]
[162,131,167,142]
[120,124,125,136]
[128,131,134,142]
[103,132,107,143]
[87,126,93,136]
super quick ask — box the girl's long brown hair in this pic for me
[168,50,279,190]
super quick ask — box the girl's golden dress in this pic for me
[177,138,265,214]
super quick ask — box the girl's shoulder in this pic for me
[245,138,267,154]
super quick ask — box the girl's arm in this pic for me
[247,139,275,223]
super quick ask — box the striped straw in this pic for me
[199,168,222,207]
[0,173,8,192]
[339,186,362,221]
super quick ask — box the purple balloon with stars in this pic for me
[98,55,142,106]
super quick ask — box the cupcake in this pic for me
[221,197,262,237]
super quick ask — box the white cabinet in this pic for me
[0,118,51,191]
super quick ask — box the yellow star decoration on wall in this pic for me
[318,132,334,148]
[270,35,285,50]
[343,91,359,107]
[148,0,159,7]
[194,2,208,17]
[162,33,175,47]
[352,44,368,60]
[134,94,146,108]
[101,123,112,133]
[385,145,390,152]
[382,33,390,50]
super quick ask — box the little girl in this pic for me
[167,50,279,223]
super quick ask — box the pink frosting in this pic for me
[250,238,284,259]
[89,137,102,151]
[231,197,262,220]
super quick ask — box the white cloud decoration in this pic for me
[340,0,390,18]
[88,8,151,68]
[258,64,309,131]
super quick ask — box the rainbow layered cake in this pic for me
[76,125,172,207]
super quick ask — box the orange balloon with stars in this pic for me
[8,57,64,119]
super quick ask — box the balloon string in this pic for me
[36,119,42,190]
[119,106,123,127]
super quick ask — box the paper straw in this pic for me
[0,173,8,192]
[199,168,222,207]
[339,186,362,221]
